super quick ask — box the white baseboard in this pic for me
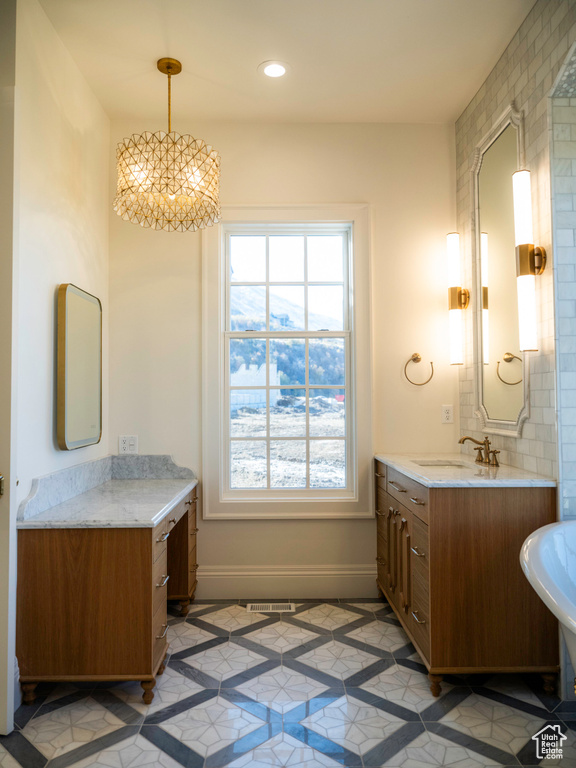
[196,564,379,599]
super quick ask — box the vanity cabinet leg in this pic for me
[179,599,190,617]
[141,679,156,704]
[21,683,37,704]
[428,673,443,697]
[157,653,168,676]
[541,673,557,695]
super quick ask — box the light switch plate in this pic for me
[119,435,139,454]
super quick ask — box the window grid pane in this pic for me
[226,230,350,493]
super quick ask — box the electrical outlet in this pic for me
[119,435,139,454]
[441,405,454,424]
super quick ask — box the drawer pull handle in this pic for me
[156,531,170,543]
[185,500,193,506]
[389,481,406,493]
[375,509,385,517]
[375,556,386,565]
[411,546,426,557]
[411,610,426,625]
[168,517,177,525]
[190,528,199,534]
[156,574,170,588]
[410,497,425,506]
[375,472,385,478]
[190,564,199,571]
[156,624,169,640]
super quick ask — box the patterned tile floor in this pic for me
[2,598,576,767]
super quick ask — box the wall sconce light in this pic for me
[447,233,470,365]
[481,232,489,364]
[512,170,546,352]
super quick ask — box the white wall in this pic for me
[109,120,457,596]
[15,0,110,507]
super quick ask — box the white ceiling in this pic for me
[39,0,536,125]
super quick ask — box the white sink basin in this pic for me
[413,460,470,468]
[521,521,576,670]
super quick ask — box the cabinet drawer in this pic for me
[152,602,168,670]
[411,514,429,571]
[152,551,169,616]
[375,461,387,490]
[387,467,429,522]
[410,565,430,659]
[152,521,170,563]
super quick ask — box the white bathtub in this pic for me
[520,521,576,674]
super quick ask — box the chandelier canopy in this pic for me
[114,58,221,233]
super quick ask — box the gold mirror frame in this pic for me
[57,283,102,450]
[471,104,530,437]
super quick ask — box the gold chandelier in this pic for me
[114,58,221,233]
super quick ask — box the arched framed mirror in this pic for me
[471,104,529,437]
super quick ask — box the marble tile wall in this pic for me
[456,0,576,476]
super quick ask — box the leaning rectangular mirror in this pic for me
[57,283,102,450]
[472,105,529,436]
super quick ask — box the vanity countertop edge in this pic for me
[374,453,556,488]
[16,478,199,529]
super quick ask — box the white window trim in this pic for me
[202,204,373,519]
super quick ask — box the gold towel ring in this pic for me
[496,352,522,386]
[404,353,434,386]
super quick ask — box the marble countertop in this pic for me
[374,453,556,488]
[16,478,199,529]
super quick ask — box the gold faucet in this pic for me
[458,435,500,466]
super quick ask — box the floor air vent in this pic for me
[246,603,295,613]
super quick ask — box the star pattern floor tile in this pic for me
[166,620,218,651]
[226,731,343,767]
[376,729,505,767]
[244,621,319,652]
[296,604,361,630]
[359,662,454,712]
[21,696,126,759]
[346,621,410,652]
[199,604,268,631]
[160,694,264,757]
[181,641,269,680]
[4,598,575,768]
[67,731,185,768]
[297,639,380,679]
[301,694,405,754]
[437,691,548,756]
[235,666,329,713]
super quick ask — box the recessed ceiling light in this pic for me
[258,60,289,78]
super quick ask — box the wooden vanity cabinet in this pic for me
[374,460,558,695]
[17,487,198,705]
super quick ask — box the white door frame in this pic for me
[0,0,18,735]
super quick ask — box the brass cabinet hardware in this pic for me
[375,556,386,565]
[156,575,170,588]
[190,527,199,533]
[190,564,199,571]
[375,472,385,478]
[411,610,426,625]
[156,624,169,640]
[156,531,170,543]
[411,546,425,558]
[375,509,386,517]
[185,500,192,506]
[168,518,177,525]
[410,497,425,506]
[389,481,406,493]
[404,353,434,386]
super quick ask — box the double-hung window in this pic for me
[224,227,352,496]
[202,205,372,519]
